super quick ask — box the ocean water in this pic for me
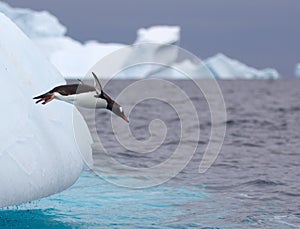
[1,79,300,228]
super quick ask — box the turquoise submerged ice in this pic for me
[1,169,298,229]
[1,171,212,228]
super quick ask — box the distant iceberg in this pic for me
[144,54,280,79]
[36,25,181,78]
[0,2,280,79]
[204,53,280,79]
[0,13,92,207]
[115,27,180,79]
[295,64,300,77]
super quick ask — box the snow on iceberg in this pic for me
[0,13,92,208]
[295,63,300,77]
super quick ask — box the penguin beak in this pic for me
[120,113,129,123]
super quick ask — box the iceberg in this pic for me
[135,26,180,45]
[295,64,300,77]
[0,13,92,208]
[115,26,181,79]
[0,2,280,79]
[204,53,280,79]
[35,38,125,77]
[125,54,280,80]
[0,1,125,77]
[0,2,181,78]
[0,1,66,38]
[35,26,180,78]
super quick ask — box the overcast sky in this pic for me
[3,0,300,76]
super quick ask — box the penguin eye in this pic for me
[120,107,123,113]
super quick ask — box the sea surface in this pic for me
[1,79,300,228]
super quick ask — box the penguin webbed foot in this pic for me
[34,94,55,105]
[35,98,44,104]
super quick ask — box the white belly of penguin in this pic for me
[54,92,107,109]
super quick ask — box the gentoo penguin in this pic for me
[33,72,129,123]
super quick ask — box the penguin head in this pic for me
[111,102,129,123]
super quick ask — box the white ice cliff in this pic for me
[0,13,92,208]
